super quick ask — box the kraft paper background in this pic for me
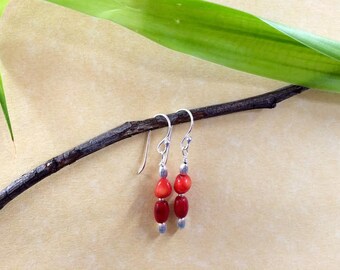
[0,0,339,269]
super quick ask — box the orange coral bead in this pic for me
[154,178,172,198]
[174,174,192,194]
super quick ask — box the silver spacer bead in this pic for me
[179,163,189,175]
[177,218,186,229]
[159,165,168,178]
[158,223,167,234]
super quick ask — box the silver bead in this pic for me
[158,223,167,234]
[177,218,186,229]
[159,165,168,178]
[179,163,188,175]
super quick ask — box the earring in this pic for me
[174,109,194,229]
[138,114,173,234]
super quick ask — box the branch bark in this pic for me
[0,85,309,210]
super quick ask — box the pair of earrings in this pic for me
[138,109,194,234]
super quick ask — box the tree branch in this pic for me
[0,85,309,210]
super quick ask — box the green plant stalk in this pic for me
[0,74,13,140]
[0,0,13,140]
[0,0,9,16]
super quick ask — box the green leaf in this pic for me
[0,73,13,140]
[46,0,340,92]
[0,0,13,140]
[0,0,9,17]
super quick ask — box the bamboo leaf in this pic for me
[0,0,340,141]
[46,0,340,92]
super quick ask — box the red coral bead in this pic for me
[174,174,192,194]
[174,195,189,218]
[154,178,172,198]
[154,200,170,223]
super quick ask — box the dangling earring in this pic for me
[174,109,194,229]
[138,114,173,234]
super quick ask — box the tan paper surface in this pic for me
[0,0,339,269]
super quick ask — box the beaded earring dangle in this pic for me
[138,114,173,234]
[173,109,193,229]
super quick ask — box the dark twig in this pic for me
[0,85,309,210]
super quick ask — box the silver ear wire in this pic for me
[176,109,194,170]
[155,114,173,168]
[137,130,151,175]
[137,114,172,175]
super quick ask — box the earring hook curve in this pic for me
[176,109,194,161]
[137,114,172,175]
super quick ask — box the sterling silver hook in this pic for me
[137,114,172,175]
[176,109,194,164]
